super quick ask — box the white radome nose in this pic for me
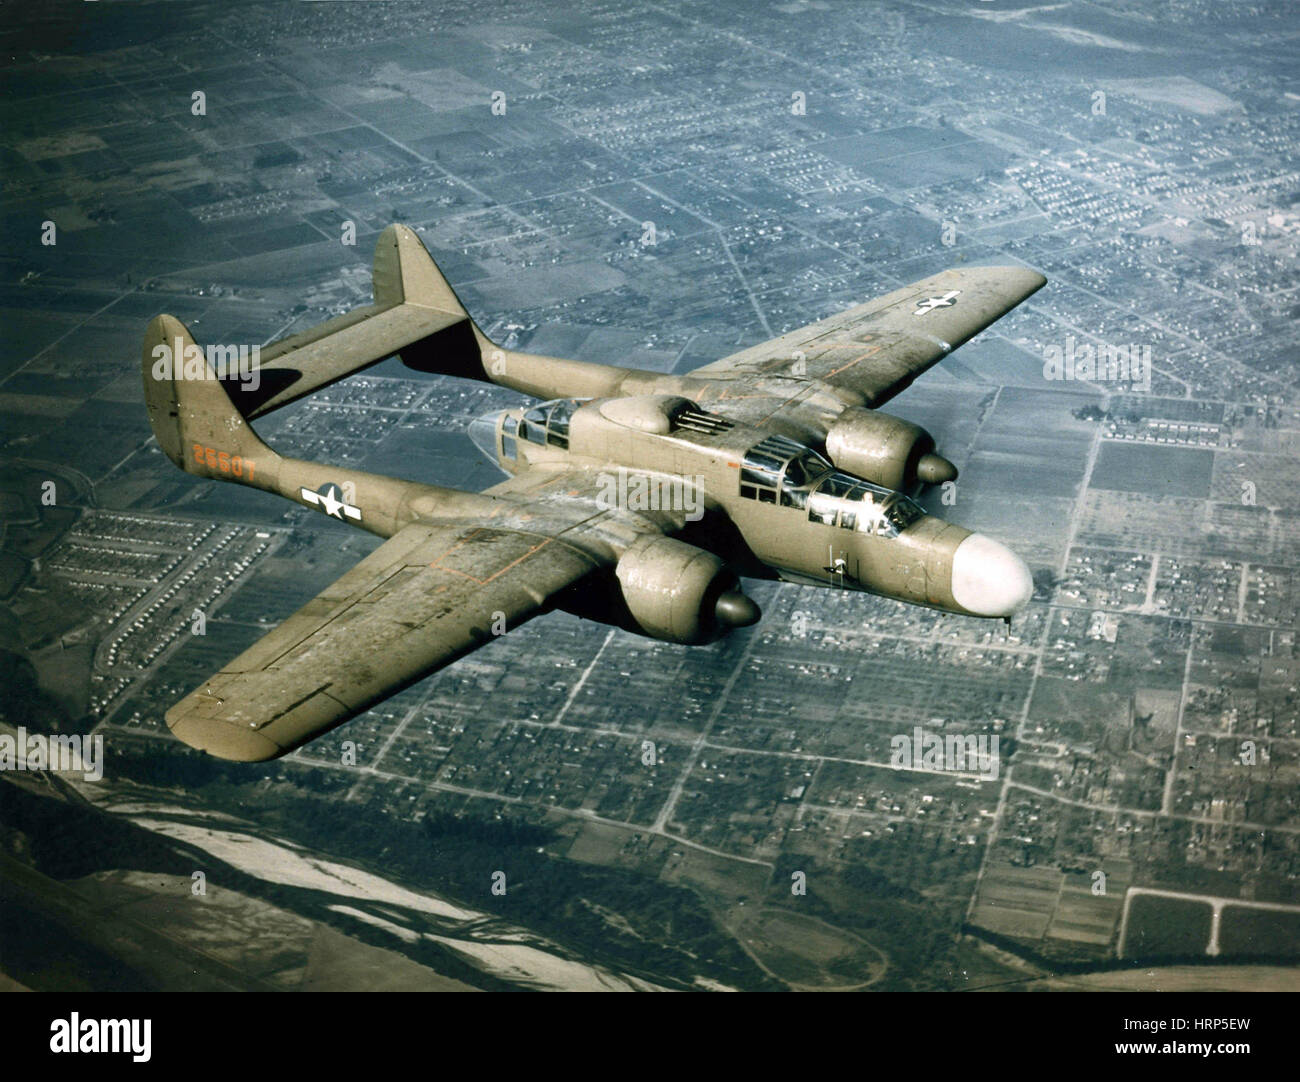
[950,533,1033,618]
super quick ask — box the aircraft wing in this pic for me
[690,265,1045,407]
[165,518,602,761]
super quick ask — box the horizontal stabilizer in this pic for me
[224,224,479,419]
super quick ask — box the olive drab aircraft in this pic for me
[143,224,1044,761]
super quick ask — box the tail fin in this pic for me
[373,223,469,315]
[142,314,279,487]
[378,225,634,399]
[372,224,490,383]
[141,311,465,539]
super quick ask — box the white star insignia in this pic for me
[913,290,961,316]
[300,484,362,521]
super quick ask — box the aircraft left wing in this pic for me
[689,265,1045,407]
[165,519,602,761]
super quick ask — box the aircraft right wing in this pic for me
[165,518,603,761]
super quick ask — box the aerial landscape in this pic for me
[1,0,1298,993]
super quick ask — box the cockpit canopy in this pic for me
[806,472,925,537]
[738,434,925,537]
[516,398,584,450]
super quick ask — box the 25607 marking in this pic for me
[193,443,255,480]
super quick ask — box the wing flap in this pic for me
[166,521,600,761]
[692,265,1045,406]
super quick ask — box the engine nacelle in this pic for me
[824,408,957,490]
[614,536,759,645]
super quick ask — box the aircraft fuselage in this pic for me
[470,394,1032,619]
